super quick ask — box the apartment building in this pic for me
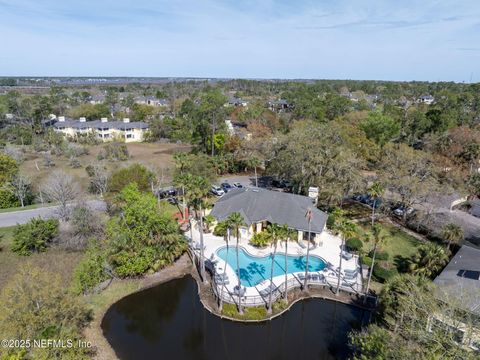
[52,116,149,142]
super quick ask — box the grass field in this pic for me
[356,220,422,293]
[357,221,422,259]
[19,142,191,192]
[0,225,81,291]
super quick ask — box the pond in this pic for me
[102,276,370,360]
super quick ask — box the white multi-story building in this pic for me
[52,116,149,142]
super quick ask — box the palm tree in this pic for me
[265,223,281,314]
[227,212,246,314]
[364,224,388,301]
[409,243,450,278]
[247,156,261,187]
[330,209,357,295]
[173,153,191,220]
[302,208,315,291]
[367,182,384,227]
[215,219,231,311]
[279,224,293,302]
[441,223,464,251]
[185,175,210,283]
[173,172,191,221]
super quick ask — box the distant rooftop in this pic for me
[434,245,480,315]
[52,118,148,129]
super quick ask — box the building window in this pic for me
[104,134,110,139]
[126,134,133,139]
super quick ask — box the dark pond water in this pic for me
[102,276,370,360]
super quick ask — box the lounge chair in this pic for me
[233,286,246,296]
[343,270,358,279]
[259,284,277,297]
[216,279,230,285]
[342,251,354,260]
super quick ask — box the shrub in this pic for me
[250,232,271,247]
[0,266,93,359]
[106,184,187,277]
[11,218,59,255]
[373,263,398,283]
[0,153,18,183]
[361,256,373,267]
[0,186,19,208]
[108,164,154,193]
[221,303,267,320]
[272,299,289,313]
[98,141,129,161]
[369,249,389,261]
[346,238,363,252]
[110,247,157,277]
[72,242,110,295]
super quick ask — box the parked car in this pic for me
[221,182,234,193]
[352,194,382,209]
[392,205,414,217]
[233,182,243,188]
[157,186,178,198]
[210,185,225,196]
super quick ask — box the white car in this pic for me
[393,206,414,217]
[210,185,225,196]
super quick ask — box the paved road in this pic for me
[0,200,106,227]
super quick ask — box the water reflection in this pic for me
[102,276,369,360]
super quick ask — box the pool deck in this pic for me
[186,224,363,301]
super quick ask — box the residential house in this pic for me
[134,96,169,107]
[52,116,149,142]
[226,96,248,107]
[267,99,293,112]
[89,94,105,104]
[433,245,480,350]
[210,188,328,243]
[419,95,435,105]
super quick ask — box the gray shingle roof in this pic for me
[52,119,148,130]
[434,245,480,315]
[210,188,327,233]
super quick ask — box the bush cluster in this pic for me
[250,232,271,247]
[11,218,59,255]
[72,242,109,295]
[346,237,363,252]
[108,164,154,193]
[373,263,398,282]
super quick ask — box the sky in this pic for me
[0,0,479,82]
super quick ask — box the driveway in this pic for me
[0,200,106,227]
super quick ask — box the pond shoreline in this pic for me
[91,253,372,359]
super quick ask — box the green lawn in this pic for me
[355,221,422,292]
[357,221,421,259]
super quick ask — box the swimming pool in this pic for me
[216,246,327,287]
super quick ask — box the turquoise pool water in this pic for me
[216,246,327,287]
